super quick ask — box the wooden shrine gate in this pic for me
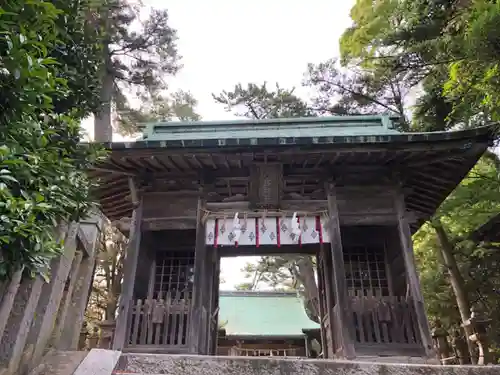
[112,187,433,360]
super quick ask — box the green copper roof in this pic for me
[141,115,400,142]
[218,291,320,337]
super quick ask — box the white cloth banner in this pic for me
[205,215,330,247]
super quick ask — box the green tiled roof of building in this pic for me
[218,291,320,337]
[141,115,400,142]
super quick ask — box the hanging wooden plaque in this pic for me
[249,163,282,209]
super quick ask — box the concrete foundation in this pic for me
[107,352,500,375]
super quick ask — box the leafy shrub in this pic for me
[0,0,105,279]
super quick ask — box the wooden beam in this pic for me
[128,177,139,205]
[143,190,202,198]
[112,197,143,350]
[394,190,435,358]
[188,195,207,354]
[326,183,356,359]
[90,167,136,176]
[121,166,396,183]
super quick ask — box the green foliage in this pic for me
[118,90,201,133]
[444,1,500,122]
[94,0,181,138]
[414,157,500,330]
[0,0,105,279]
[340,0,500,129]
[107,3,180,88]
[235,256,302,291]
[304,59,409,129]
[213,83,315,119]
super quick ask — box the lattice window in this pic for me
[154,251,195,300]
[344,245,389,297]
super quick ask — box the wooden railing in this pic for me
[350,296,420,345]
[127,298,190,348]
[230,347,298,357]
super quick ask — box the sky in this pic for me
[83,0,355,289]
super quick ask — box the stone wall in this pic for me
[0,213,104,375]
[85,351,500,375]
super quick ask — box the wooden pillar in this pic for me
[197,245,209,354]
[146,254,156,301]
[320,243,336,358]
[112,195,143,351]
[189,196,219,356]
[315,250,327,358]
[202,247,215,355]
[208,250,220,355]
[304,335,311,357]
[188,196,207,354]
[394,191,434,357]
[326,183,355,359]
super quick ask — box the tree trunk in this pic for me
[94,57,114,142]
[294,257,320,323]
[432,219,475,362]
[94,6,113,143]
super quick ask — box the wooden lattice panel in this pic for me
[344,244,389,297]
[126,251,195,349]
[154,251,195,300]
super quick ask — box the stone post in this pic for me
[98,320,116,349]
[57,211,104,350]
[51,250,84,348]
[451,329,471,365]
[26,222,79,367]
[79,322,89,350]
[462,306,493,365]
[431,320,453,364]
[86,327,99,350]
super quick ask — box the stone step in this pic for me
[27,350,87,375]
[112,352,500,375]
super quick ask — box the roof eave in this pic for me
[88,124,494,152]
